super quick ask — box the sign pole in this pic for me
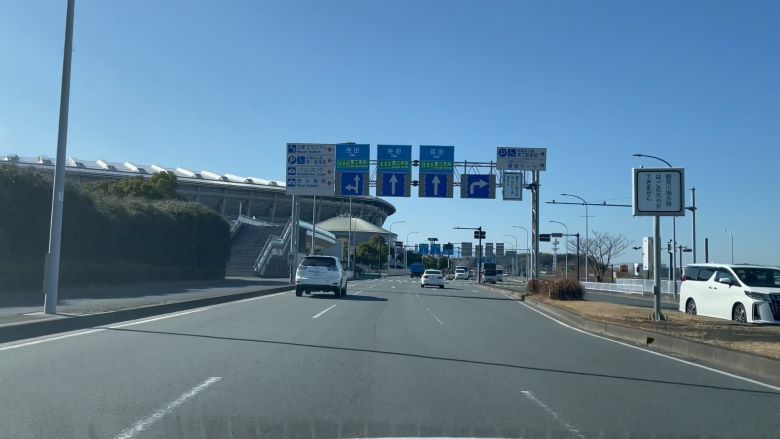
[289,195,297,284]
[531,171,540,280]
[310,196,316,255]
[653,215,664,320]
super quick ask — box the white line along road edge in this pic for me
[0,291,290,353]
[491,289,780,393]
[114,376,222,439]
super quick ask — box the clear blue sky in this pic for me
[2,0,779,264]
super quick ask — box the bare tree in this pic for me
[569,231,629,281]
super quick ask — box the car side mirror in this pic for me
[718,277,733,286]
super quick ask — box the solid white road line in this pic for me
[113,376,222,439]
[0,292,290,352]
[312,304,337,319]
[521,390,585,439]
[426,308,444,325]
[352,290,363,295]
[497,290,780,393]
[110,308,209,328]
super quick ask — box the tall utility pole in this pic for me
[549,220,569,279]
[405,231,419,269]
[687,187,697,262]
[454,226,483,283]
[561,194,589,281]
[530,172,540,279]
[512,226,530,279]
[387,221,405,271]
[43,0,76,315]
[310,196,316,255]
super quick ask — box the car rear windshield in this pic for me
[425,270,441,275]
[732,268,780,288]
[300,257,336,267]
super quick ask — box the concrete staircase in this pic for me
[225,225,280,277]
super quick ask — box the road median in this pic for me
[489,284,780,387]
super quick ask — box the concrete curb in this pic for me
[524,297,780,388]
[0,285,293,345]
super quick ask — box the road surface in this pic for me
[1,277,777,438]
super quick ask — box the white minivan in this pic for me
[679,264,780,324]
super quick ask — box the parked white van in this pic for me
[679,264,780,324]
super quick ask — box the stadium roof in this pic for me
[316,215,394,236]
[1,154,287,188]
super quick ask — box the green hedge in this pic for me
[0,166,230,291]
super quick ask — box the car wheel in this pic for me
[685,299,697,315]
[439,285,444,289]
[295,288,302,297]
[732,303,747,323]
[420,284,424,288]
[341,285,348,296]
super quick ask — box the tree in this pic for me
[569,231,629,282]
[355,235,388,268]
[92,172,179,200]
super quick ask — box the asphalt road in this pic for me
[1,277,777,438]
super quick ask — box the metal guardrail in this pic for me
[583,279,681,296]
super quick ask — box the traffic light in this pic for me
[473,230,486,239]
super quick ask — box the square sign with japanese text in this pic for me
[632,168,685,216]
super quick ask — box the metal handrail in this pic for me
[255,218,293,275]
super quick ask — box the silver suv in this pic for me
[295,256,348,297]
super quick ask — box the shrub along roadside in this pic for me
[0,166,230,292]
[527,278,584,300]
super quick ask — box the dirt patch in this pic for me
[513,293,780,360]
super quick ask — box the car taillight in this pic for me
[422,275,428,279]
[327,266,338,271]
[437,276,442,279]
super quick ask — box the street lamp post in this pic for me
[388,221,406,272]
[549,220,569,279]
[512,226,530,279]
[405,231,419,269]
[724,229,734,263]
[561,194,589,281]
[504,235,518,277]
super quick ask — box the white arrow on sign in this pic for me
[389,174,398,194]
[345,174,361,193]
[469,179,488,195]
[432,175,441,196]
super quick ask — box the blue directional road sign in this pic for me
[420,173,452,198]
[339,172,366,196]
[335,144,370,196]
[379,172,407,197]
[431,244,441,255]
[376,145,412,197]
[460,174,496,199]
[419,145,454,198]
[418,243,429,255]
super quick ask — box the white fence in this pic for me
[583,279,681,296]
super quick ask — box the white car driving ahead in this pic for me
[295,256,348,297]
[679,264,780,324]
[421,269,445,288]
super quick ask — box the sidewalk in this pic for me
[0,277,290,326]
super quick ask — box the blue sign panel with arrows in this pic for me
[419,145,454,198]
[460,174,496,199]
[335,144,370,196]
[376,145,412,197]
[421,174,450,198]
[418,243,429,255]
